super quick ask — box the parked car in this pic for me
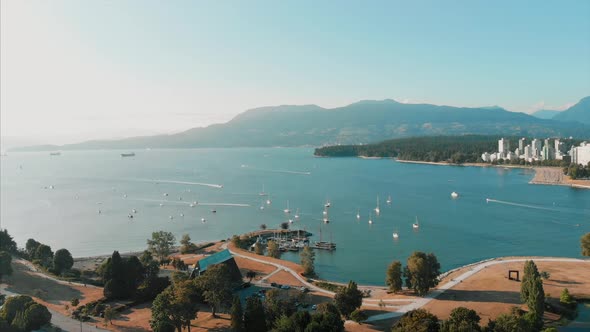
[270,282,278,287]
[280,285,290,290]
[300,287,309,293]
[311,304,317,310]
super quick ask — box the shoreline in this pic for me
[396,159,590,189]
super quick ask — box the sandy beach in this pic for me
[396,159,590,189]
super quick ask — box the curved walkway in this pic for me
[222,246,589,322]
[365,257,589,322]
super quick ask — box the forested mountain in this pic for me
[13,99,590,151]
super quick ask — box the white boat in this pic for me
[294,208,300,219]
[413,216,420,229]
[324,199,331,208]
[323,216,329,224]
[132,209,137,214]
[123,194,127,198]
[189,203,195,207]
[260,200,265,210]
[486,198,490,203]
[266,195,272,205]
[289,219,294,224]
[374,196,380,215]
[128,214,133,219]
[356,208,360,220]
[169,215,174,220]
[451,192,459,199]
[392,232,399,239]
[368,211,373,224]
[193,201,198,205]
[159,203,164,207]
[201,217,206,223]
[323,209,328,216]
[163,193,168,197]
[386,195,392,205]
[283,201,291,214]
[180,213,184,217]
[259,184,268,196]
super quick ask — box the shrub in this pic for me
[350,309,367,322]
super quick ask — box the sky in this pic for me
[1,0,590,145]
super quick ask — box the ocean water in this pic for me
[1,148,589,285]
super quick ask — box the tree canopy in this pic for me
[403,252,441,296]
[147,231,176,263]
[0,251,13,282]
[194,263,233,317]
[0,230,17,253]
[300,246,315,276]
[53,248,74,274]
[581,233,590,256]
[440,307,481,332]
[392,309,439,332]
[386,260,403,293]
[334,280,363,319]
[0,295,51,332]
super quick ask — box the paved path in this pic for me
[15,259,101,289]
[222,246,589,322]
[365,257,589,322]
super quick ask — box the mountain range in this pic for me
[12,96,590,151]
[531,96,590,124]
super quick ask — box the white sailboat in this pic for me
[266,195,272,205]
[201,217,206,223]
[368,211,373,224]
[356,208,360,220]
[260,199,265,210]
[386,195,392,205]
[392,231,399,239]
[284,200,291,214]
[413,216,420,229]
[451,191,459,199]
[294,208,300,219]
[374,196,380,216]
[324,199,331,208]
[259,184,268,196]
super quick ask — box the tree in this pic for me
[246,270,256,282]
[520,260,544,328]
[25,239,41,258]
[230,296,243,332]
[267,240,280,258]
[70,298,79,307]
[244,296,266,332]
[34,244,53,267]
[260,224,267,230]
[386,260,403,293]
[581,233,590,256]
[310,303,344,332]
[440,307,480,332]
[100,251,144,299]
[403,252,441,296]
[180,234,197,254]
[273,314,295,332]
[291,311,311,331]
[300,246,315,276]
[487,313,532,332]
[391,309,439,332]
[0,251,13,282]
[350,309,368,323]
[53,248,74,274]
[151,282,199,332]
[0,230,17,253]
[24,303,52,330]
[280,222,289,230]
[334,280,363,319]
[195,264,233,317]
[560,288,574,306]
[103,306,117,326]
[254,242,264,255]
[147,231,176,263]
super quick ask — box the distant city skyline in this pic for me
[1,0,589,145]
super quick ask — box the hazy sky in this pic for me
[2,1,590,144]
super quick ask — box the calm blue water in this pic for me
[1,148,589,285]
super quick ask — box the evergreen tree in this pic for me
[0,251,13,282]
[334,280,363,319]
[520,261,544,329]
[53,248,74,274]
[230,296,243,332]
[386,260,403,293]
[300,246,315,276]
[243,296,266,332]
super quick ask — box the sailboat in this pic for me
[323,209,330,223]
[374,196,380,216]
[356,208,360,220]
[451,192,459,199]
[392,230,399,239]
[266,195,272,205]
[294,208,300,219]
[283,201,291,214]
[413,216,420,229]
[386,195,392,205]
[324,199,331,208]
[259,199,265,210]
[368,211,373,224]
[259,184,268,196]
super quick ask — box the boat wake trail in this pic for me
[129,178,223,188]
[198,203,250,207]
[241,166,311,175]
[485,198,558,212]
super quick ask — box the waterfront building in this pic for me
[519,138,526,152]
[481,152,491,162]
[541,144,555,161]
[498,138,510,157]
[571,142,590,166]
[524,145,532,160]
[532,139,542,158]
